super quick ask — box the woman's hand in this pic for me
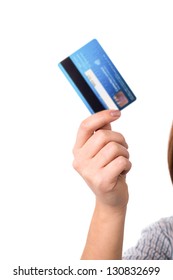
[73,109,131,211]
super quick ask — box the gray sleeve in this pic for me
[123,217,173,260]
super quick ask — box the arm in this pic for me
[72,110,131,260]
[81,200,127,260]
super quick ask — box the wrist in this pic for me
[95,198,127,220]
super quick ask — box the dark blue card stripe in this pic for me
[60,57,105,113]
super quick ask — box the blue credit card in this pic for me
[58,39,136,114]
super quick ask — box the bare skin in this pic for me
[72,110,132,259]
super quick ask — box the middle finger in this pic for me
[81,129,128,159]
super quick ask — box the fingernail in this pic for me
[110,110,121,117]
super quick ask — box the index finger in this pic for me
[74,110,121,150]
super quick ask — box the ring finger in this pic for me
[92,141,129,168]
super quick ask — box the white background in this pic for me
[0,0,173,277]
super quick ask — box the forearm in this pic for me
[81,200,127,260]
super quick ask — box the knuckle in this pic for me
[72,152,83,171]
[72,145,80,158]
[107,142,129,158]
[116,132,126,145]
[80,119,90,131]
[118,132,125,142]
[117,156,132,170]
[95,129,107,143]
[72,157,86,174]
[107,141,119,153]
[117,156,128,166]
[114,130,121,137]
[72,158,80,171]
[122,147,130,159]
[129,160,132,169]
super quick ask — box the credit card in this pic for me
[58,39,136,114]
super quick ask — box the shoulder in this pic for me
[154,216,173,232]
[142,216,173,239]
[123,216,173,260]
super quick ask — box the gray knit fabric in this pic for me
[123,216,173,260]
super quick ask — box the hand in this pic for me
[72,110,132,210]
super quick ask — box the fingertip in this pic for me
[109,109,121,118]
